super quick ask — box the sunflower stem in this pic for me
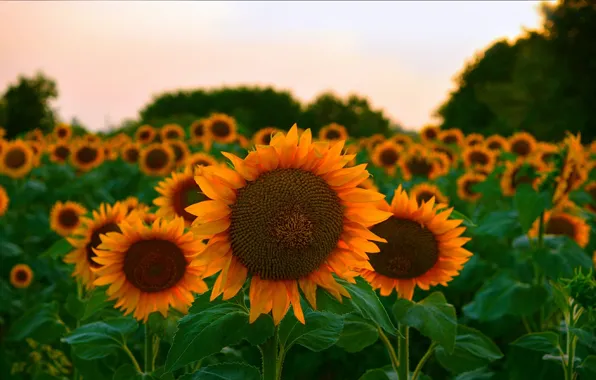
[398,324,410,380]
[260,325,279,380]
[378,328,399,373]
[411,342,437,380]
[122,343,142,374]
[144,324,153,374]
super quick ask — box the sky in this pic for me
[0,1,552,132]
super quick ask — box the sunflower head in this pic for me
[0,140,35,179]
[438,128,464,146]
[431,143,455,163]
[206,113,237,144]
[390,134,412,148]
[139,143,175,176]
[533,143,559,168]
[253,127,281,146]
[121,142,141,164]
[190,119,209,144]
[319,123,348,142]
[165,140,190,168]
[27,141,44,167]
[420,125,440,142]
[361,186,472,300]
[10,264,34,289]
[154,166,207,226]
[399,147,440,180]
[70,141,105,172]
[83,134,101,144]
[187,125,392,325]
[160,124,185,141]
[553,134,588,206]
[121,196,146,215]
[509,132,536,157]
[529,210,590,248]
[50,201,88,237]
[372,141,402,174]
[500,158,546,197]
[410,183,449,206]
[185,152,218,169]
[48,142,71,164]
[54,123,72,141]
[367,134,386,152]
[25,129,44,142]
[457,171,486,202]
[464,133,484,147]
[135,125,156,144]
[462,146,496,172]
[0,185,9,216]
[485,135,510,152]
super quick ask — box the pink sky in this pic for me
[0,1,551,132]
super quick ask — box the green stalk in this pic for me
[398,324,410,380]
[378,328,399,373]
[144,324,153,373]
[122,343,142,373]
[411,342,437,380]
[260,326,279,380]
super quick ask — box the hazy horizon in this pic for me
[1,1,553,132]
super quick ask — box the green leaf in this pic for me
[82,290,113,321]
[359,368,398,380]
[393,292,457,353]
[454,367,495,380]
[62,317,138,360]
[579,356,596,376]
[570,327,596,350]
[450,209,477,227]
[514,185,550,233]
[179,363,261,380]
[473,211,519,238]
[40,238,73,259]
[6,302,65,342]
[113,364,157,380]
[511,332,560,353]
[279,310,343,352]
[435,325,503,374]
[533,238,593,279]
[0,241,23,257]
[66,294,85,320]
[339,278,396,334]
[336,313,379,353]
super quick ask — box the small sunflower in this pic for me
[121,142,141,164]
[464,133,484,147]
[83,134,101,144]
[399,149,440,181]
[485,135,510,152]
[410,183,449,206]
[462,146,496,172]
[135,206,159,225]
[390,134,412,149]
[185,152,218,169]
[189,119,209,144]
[71,142,105,172]
[532,143,559,168]
[420,125,440,142]
[103,145,118,161]
[361,186,472,300]
[135,125,157,144]
[25,129,44,142]
[186,125,392,325]
[206,113,237,144]
[367,134,386,152]
[139,143,175,176]
[122,197,145,215]
[160,124,185,141]
[65,202,131,289]
[457,172,486,202]
[49,142,71,164]
[27,141,44,167]
[509,132,536,157]
[584,181,596,213]
[165,140,190,167]
[50,201,88,237]
[553,134,588,206]
[92,217,208,322]
[501,158,546,197]
[0,140,35,179]
[432,152,452,176]
[10,264,34,289]
[319,123,348,142]
[253,127,281,146]
[0,185,8,216]
[438,128,464,146]
[431,144,456,163]
[372,141,402,175]
[54,123,72,141]
[154,166,207,226]
[529,211,590,248]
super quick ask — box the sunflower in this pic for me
[160,124,185,141]
[186,125,392,325]
[121,142,141,164]
[367,134,386,152]
[103,145,119,161]
[122,196,145,215]
[25,129,44,142]
[10,264,34,289]
[49,142,71,164]
[54,123,72,141]
[420,125,440,142]
[318,123,348,142]
[189,119,209,144]
[65,202,131,289]
[529,211,590,248]
[253,127,281,146]
[139,143,175,176]
[136,206,159,225]
[50,201,88,237]
[532,143,559,168]
[585,181,596,213]
[462,146,496,172]
[92,217,208,322]
[360,186,471,300]
[83,134,101,144]
[500,158,546,197]
[399,149,440,181]
[390,134,412,149]
[509,132,536,157]
[154,166,207,226]
[206,113,237,144]
[27,140,44,167]
[485,135,510,152]
[0,185,8,216]
[372,141,402,175]
[464,133,484,147]
[457,172,486,202]
[135,125,156,144]
[165,140,190,167]
[70,141,104,172]
[431,143,456,163]
[438,128,464,146]
[553,134,588,206]
[185,152,218,169]
[410,183,449,206]
[0,140,35,179]
[432,152,452,176]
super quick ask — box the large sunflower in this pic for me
[0,140,35,179]
[485,135,510,152]
[438,128,464,146]
[10,264,34,289]
[206,113,237,144]
[361,186,472,300]
[121,142,141,164]
[190,119,209,145]
[154,166,207,226]
[399,148,441,181]
[71,141,105,172]
[410,183,449,206]
[420,125,439,142]
[65,203,131,289]
[185,152,218,169]
[54,123,72,141]
[501,158,546,197]
[50,201,88,237]
[372,141,402,175]
[462,146,496,173]
[160,124,185,141]
[49,142,71,164]
[457,172,486,202]
[135,125,157,144]
[186,125,392,324]
[166,140,190,167]
[509,132,536,157]
[92,217,208,322]
[0,185,8,216]
[529,210,590,248]
[319,123,348,142]
[253,127,281,146]
[139,143,175,176]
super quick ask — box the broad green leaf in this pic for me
[279,310,343,352]
[570,327,596,350]
[179,363,261,380]
[359,367,398,380]
[435,325,503,374]
[6,302,65,342]
[40,238,73,259]
[511,332,560,353]
[113,364,157,380]
[0,241,22,257]
[513,185,550,233]
[62,317,138,360]
[579,356,596,376]
[533,238,593,279]
[450,209,477,227]
[82,290,113,321]
[336,313,379,353]
[339,278,396,334]
[473,210,519,238]
[393,292,457,353]
[454,367,495,380]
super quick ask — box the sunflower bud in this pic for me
[560,269,596,312]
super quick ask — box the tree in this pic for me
[1,72,58,139]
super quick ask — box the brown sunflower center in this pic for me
[174,178,205,222]
[369,217,439,279]
[442,134,458,144]
[57,128,67,138]
[55,146,70,160]
[229,168,344,280]
[261,133,272,145]
[464,179,481,196]
[76,146,98,164]
[86,223,122,268]
[123,239,187,292]
[487,141,502,150]
[194,159,211,167]
[380,148,399,166]
[211,121,230,138]
[434,146,454,162]
[58,209,79,228]
[469,151,489,166]
[193,123,204,137]
[124,148,139,162]
[166,130,180,139]
[169,144,184,163]
[4,149,27,169]
[416,190,435,205]
[511,139,531,156]
[139,130,150,140]
[406,157,433,178]
[325,129,341,140]
[16,269,29,282]
[145,148,169,170]
[545,215,576,239]
[468,139,482,147]
[424,129,437,139]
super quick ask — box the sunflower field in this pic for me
[1,117,596,380]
